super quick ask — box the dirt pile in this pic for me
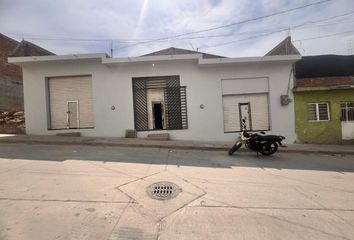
[0,110,25,134]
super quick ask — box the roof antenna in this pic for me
[188,41,195,51]
[287,27,291,37]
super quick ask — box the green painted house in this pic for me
[294,55,354,144]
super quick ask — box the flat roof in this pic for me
[9,53,301,66]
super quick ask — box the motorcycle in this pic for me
[228,119,286,157]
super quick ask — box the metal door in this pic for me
[341,102,354,140]
[67,101,79,129]
[239,103,252,130]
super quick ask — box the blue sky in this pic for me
[1,0,354,57]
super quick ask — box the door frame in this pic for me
[152,101,164,130]
[67,100,80,129]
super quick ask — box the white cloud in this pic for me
[0,0,354,57]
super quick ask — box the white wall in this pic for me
[22,59,296,143]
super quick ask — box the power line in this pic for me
[201,29,354,51]
[10,9,352,46]
[200,28,289,50]
[5,0,336,47]
[5,33,156,43]
[116,0,333,50]
[294,30,354,42]
[177,11,354,42]
[199,11,354,50]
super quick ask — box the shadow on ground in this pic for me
[0,142,354,172]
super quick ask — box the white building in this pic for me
[9,37,301,143]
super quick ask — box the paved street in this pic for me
[0,143,354,240]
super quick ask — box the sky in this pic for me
[1,0,354,57]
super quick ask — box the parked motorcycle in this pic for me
[228,119,286,156]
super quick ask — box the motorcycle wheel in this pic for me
[260,142,278,156]
[228,144,240,155]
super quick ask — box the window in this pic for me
[341,102,354,121]
[307,103,330,121]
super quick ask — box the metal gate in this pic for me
[132,76,188,131]
[341,102,354,140]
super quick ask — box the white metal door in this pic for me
[239,103,251,130]
[67,101,79,129]
[341,102,354,140]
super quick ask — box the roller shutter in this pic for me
[223,93,269,132]
[48,76,94,129]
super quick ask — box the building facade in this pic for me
[9,40,301,142]
[294,55,354,144]
[0,33,54,111]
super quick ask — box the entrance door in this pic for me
[67,101,79,129]
[152,102,163,129]
[239,103,252,130]
[341,102,354,140]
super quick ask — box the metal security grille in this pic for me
[132,76,188,131]
[164,87,188,129]
[341,102,354,121]
[132,79,148,131]
[307,103,330,121]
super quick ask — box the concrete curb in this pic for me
[0,138,353,155]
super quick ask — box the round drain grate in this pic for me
[146,181,182,200]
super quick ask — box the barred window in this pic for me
[341,102,354,121]
[307,103,330,121]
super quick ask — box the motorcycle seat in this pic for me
[254,135,283,141]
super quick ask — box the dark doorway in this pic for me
[153,102,163,129]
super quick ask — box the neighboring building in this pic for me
[294,55,354,144]
[9,37,301,142]
[0,33,54,111]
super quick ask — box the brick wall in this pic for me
[0,34,22,80]
[296,76,354,88]
[0,34,54,112]
[0,75,23,110]
[0,34,23,111]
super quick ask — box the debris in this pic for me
[0,109,25,134]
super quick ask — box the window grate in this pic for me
[341,102,354,121]
[307,103,329,121]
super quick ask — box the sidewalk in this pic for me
[0,134,353,155]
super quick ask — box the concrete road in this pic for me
[0,143,353,240]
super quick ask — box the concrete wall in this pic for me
[294,89,354,144]
[22,59,296,142]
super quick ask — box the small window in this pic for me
[307,103,330,121]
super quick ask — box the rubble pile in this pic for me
[0,110,25,134]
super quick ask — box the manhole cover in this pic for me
[146,181,182,200]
